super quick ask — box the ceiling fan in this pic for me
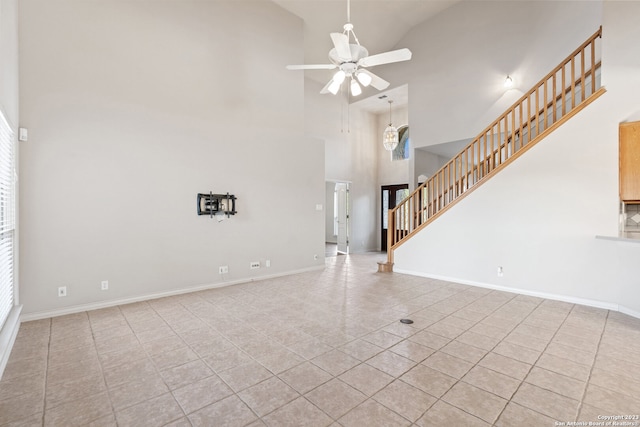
[286,0,412,96]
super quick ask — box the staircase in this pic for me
[384,27,605,268]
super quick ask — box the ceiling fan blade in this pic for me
[286,64,336,70]
[358,69,390,90]
[330,32,352,61]
[358,48,412,68]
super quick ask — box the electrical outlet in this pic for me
[497,266,504,277]
[219,266,228,274]
[101,280,109,291]
[58,286,67,297]
[250,261,260,269]
[265,260,271,268]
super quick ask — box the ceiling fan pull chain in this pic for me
[347,87,351,133]
[340,89,344,133]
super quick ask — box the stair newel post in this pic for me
[387,208,395,264]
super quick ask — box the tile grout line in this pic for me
[332,284,502,424]
[573,308,610,422]
[377,289,527,425]
[491,302,590,425]
[176,291,308,423]
[41,318,52,426]
[221,273,460,424]
[488,303,565,425]
[422,295,545,426]
[11,255,637,426]
[117,301,188,424]
[147,298,220,423]
[190,280,357,422]
[87,310,118,425]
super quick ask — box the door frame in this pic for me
[326,180,350,255]
[381,184,409,252]
[335,182,349,254]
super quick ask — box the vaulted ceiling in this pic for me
[273,0,460,111]
[273,0,459,68]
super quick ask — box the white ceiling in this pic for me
[350,84,408,115]
[274,0,460,108]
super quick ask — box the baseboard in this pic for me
[20,265,324,322]
[0,305,23,380]
[394,268,625,315]
[618,305,640,320]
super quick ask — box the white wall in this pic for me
[348,105,378,252]
[376,105,409,187]
[374,105,409,251]
[395,0,640,317]
[324,181,336,243]
[598,0,640,316]
[0,0,18,127]
[18,0,326,317]
[390,1,603,149]
[305,78,379,253]
[414,149,449,184]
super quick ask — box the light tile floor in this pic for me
[2,253,640,426]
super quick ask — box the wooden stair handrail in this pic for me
[386,27,603,265]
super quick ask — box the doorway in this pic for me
[335,182,349,254]
[381,184,409,251]
[326,181,350,256]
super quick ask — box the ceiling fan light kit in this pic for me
[327,79,341,95]
[350,78,362,96]
[286,0,412,96]
[355,70,372,87]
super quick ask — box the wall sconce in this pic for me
[197,192,237,218]
[504,75,514,88]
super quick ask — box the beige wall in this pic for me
[18,0,325,316]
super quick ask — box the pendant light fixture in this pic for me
[383,100,399,151]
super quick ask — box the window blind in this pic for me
[0,110,15,330]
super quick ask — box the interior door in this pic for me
[336,183,349,254]
[381,184,409,251]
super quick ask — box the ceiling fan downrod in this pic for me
[344,0,360,46]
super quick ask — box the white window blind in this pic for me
[0,110,15,331]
